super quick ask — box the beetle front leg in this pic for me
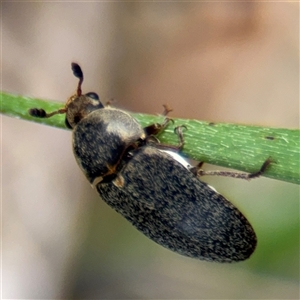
[143,104,173,137]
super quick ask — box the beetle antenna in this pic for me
[28,107,67,118]
[28,63,83,119]
[71,62,83,96]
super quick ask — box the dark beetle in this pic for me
[29,63,270,263]
[98,146,257,262]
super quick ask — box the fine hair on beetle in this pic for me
[29,63,272,263]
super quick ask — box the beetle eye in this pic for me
[85,92,99,100]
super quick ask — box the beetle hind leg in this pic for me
[194,158,273,180]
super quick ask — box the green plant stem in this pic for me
[1,91,299,184]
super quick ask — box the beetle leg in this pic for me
[194,158,272,180]
[143,117,174,137]
[189,162,204,176]
[173,125,188,151]
[146,124,188,152]
[143,105,174,137]
[162,104,173,116]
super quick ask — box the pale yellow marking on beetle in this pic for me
[92,176,103,188]
[113,174,125,188]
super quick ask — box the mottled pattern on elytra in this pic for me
[96,146,257,262]
[73,108,144,183]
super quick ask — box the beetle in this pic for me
[29,63,271,262]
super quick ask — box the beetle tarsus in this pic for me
[248,157,273,179]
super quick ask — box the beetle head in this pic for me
[28,63,104,129]
[65,63,104,129]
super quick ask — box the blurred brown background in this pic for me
[2,2,299,299]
